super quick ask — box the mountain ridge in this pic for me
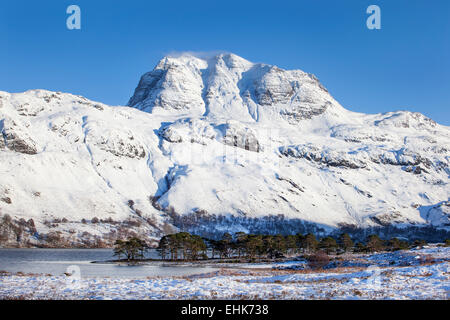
[0,53,449,247]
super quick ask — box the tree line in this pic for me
[155,232,434,261]
[113,232,449,262]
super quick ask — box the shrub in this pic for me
[124,219,141,227]
[413,239,427,248]
[27,219,36,233]
[388,238,409,251]
[43,220,52,227]
[2,214,12,224]
[161,222,175,234]
[91,217,99,224]
[307,251,330,269]
[134,209,142,217]
[1,197,12,204]
[81,231,91,238]
[145,216,158,229]
[46,231,62,245]
[101,217,116,224]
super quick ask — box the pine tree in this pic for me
[219,232,233,258]
[355,242,366,253]
[285,235,297,255]
[262,235,275,257]
[235,232,248,258]
[304,233,318,253]
[339,233,354,252]
[245,234,264,259]
[113,237,148,262]
[157,235,170,260]
[167,234,179,260]
[186,235,206,260]
[319,236,337,255]
[366,234,383,252]
[295,233,305,253]
[274,234,287,256]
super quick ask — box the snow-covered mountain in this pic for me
[1,53,449,247]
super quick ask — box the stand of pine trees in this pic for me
[113,237,149,261]
[154,232,439,261]
[113,233,447,262]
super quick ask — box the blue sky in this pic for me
[1,0,449,124]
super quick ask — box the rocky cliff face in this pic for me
[0,53,449,247]
[128,53,342,123]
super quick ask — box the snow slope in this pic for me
[0,53,449,246]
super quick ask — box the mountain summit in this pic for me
[128,52,346,123]
[0,53,449,247]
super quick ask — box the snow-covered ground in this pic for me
[0,247,448,300]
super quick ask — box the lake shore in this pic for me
[0,246,448,300]
[1,261,448,300]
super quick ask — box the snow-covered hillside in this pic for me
[1,53,449,246]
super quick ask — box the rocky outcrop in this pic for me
[280,144,366,169]
[374,111,437,130]
[85,128,146,159]
[254,66,295,106]
[370,212,416,226]
[161,119,216,144]
[220,121,261,152]
[423,202,450,227]
[280,143,447,173]
[0,118,37,155]
[127,56,206,115]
